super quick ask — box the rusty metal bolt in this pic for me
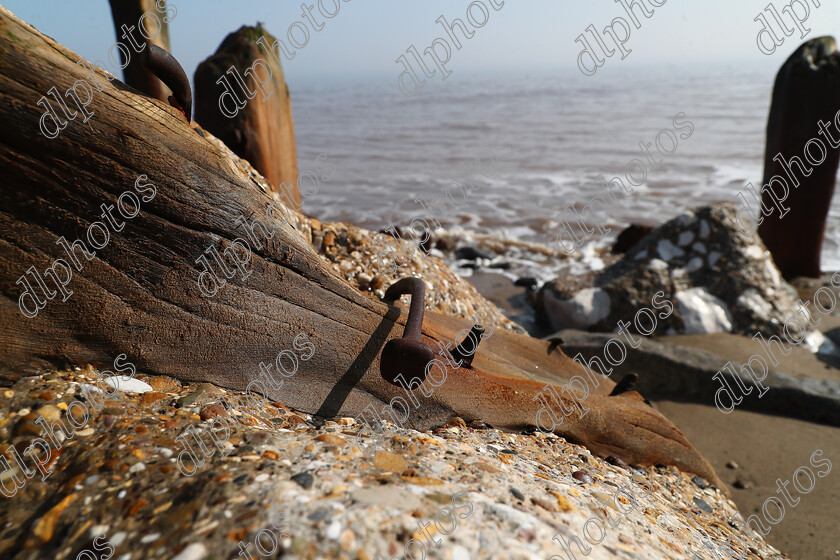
[609,373,639,396]
[380,277,436,386]
[450,324,484,368]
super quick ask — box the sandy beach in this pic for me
[654,402,840,560]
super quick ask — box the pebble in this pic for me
[532,497,559,512]
[140,533,161,544]
[692,476,710,489]
[325,521,342,540]
[606,456,629,469]
[510,487,525,501]
[177,384,223,408]
[171,543,207,560]
[693,497,713,514]
[572,471,593,484]
[357,273,372,289]
[442,416,467,430]
[591,491,613,507]
[339,529,355,551]
[373,450,407,473]
[100,376,153,394]
[14,419,41,436]
[31,493,77,544]
[487,503,537,527]
[199,404,226,421]
[513,277,539,291]
[36,404,61,422]
[291,471,314,489]
[455,246,494,260]
[147,376,181,393]
[308,508,330,522]
[473,461,502,474]
[89,525,109,537]
[733,478,750,489]
[129,463,146,474]
[726,461,739,469]
[314,434,347,446]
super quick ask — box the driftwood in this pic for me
[194,25,299,205]
[0,7,722,487]
[758,37,840,280]
[106,0,173,106]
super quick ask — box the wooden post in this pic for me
[194,25,300,206]
[758,37,840,280]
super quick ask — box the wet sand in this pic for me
[654,327,840,559]
[653,401,840,560]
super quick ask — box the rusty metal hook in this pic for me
[142,43,192,122]
[380,277,436,386]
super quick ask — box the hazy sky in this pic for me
[5,0,840,88]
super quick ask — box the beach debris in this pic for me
[380,277,436,385]
[0,366,790,560]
